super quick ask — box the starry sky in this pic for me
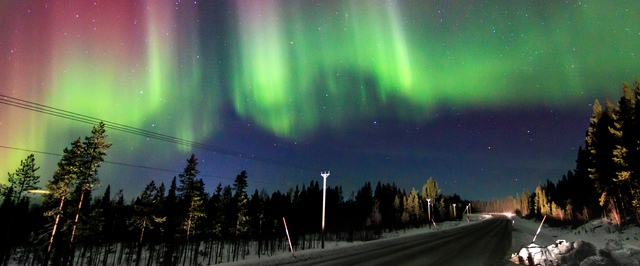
[1,0,639,201]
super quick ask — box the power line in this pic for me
[0,94,321,172]
[0,95,359,189]
[0,144,286,187]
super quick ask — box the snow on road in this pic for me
[225,215,507,266]
[222,215,640,266]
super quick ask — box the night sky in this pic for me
[1,1,639,201]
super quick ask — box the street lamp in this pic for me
[453,203,457,220]
[321,171,330,249]
[427,198,431,221]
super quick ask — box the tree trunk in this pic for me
[117,242,124,266]
[136,218,146,266]
[181,241,188,266]
[101,242,110,266]
[206,238,213,266]
[45,194,66,265]
[70,189,86,246]
[146,243,155,266]
[127,242,135,266]
[191,241,200,266]
[216,239,223,264]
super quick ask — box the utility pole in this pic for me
[321,171,330,249]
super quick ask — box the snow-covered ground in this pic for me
[13,215,633,265]
[509,216,640,265]
[222,215,494,265]
[227,215,640,265]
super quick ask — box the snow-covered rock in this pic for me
[511,240,596,265]
[604,238,640,266]
[510,237,640,266]
[572,240,599,263]
[580,256,616,266]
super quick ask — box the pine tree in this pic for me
[133,181,159,243]
[587,100,619,209]
[405,188,422,226]
[573,146,600,220]
[400,196,410,230]
[393,194,401,230]
[631,80,640,218]
[6,154,40,205]
[610,83,635,218]
[70,121,112,245]
[43,138,84,262]
[422,177,439,222]
[421,177,440,201]
[133,181,164,266]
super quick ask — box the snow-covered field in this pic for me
[509,216,640,265]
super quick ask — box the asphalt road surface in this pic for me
[242,217,512,266]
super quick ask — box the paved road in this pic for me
[242,217,513,266]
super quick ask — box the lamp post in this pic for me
[321,171,330,249]
[453,203,457,220]
[427,198,431,221]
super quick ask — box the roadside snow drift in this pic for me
[511,238,640,266]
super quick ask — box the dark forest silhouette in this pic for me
[2,79,640,265]
[475,80,640,228]
[0,123,464,266]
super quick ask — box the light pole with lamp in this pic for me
[321,171,330,249]
[453,203,457,220]
[427,198,431,222]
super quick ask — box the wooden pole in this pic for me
[283,217,295,257]
[532,215,547,243]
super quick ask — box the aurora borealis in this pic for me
[1,0,639,200]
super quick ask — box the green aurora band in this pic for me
[231,1,639,138]
[0,0,639,186]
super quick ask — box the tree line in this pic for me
[476,80,640,227]
[0,122,469,266]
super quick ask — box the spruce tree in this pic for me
[355,182,374,228]
[233,171,250,238]
[162,177,179,265]
[176,154,206,243]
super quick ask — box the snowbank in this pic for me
[510,217,640,266]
